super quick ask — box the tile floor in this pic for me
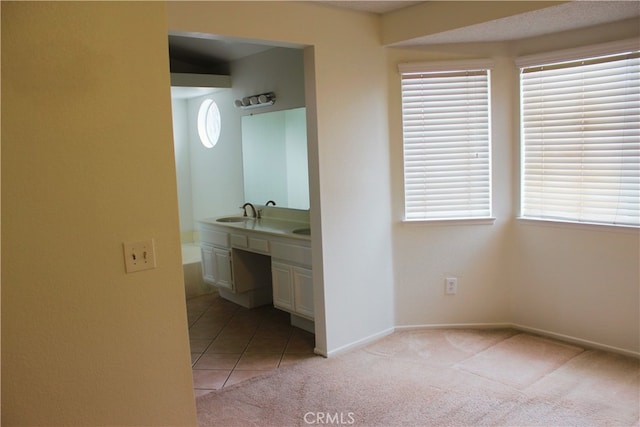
[187,292,318,397]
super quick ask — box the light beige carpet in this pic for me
[196,329,640,426]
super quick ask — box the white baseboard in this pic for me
[511,323,640,359]
[395,322,512,331]
[325,327,395,357]
[395,322,639,359]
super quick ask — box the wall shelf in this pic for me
[170,72,231,88]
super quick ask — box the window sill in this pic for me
[517,217,639,234]
[402,217,496,226]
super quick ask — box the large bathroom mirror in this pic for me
[241,107,309,209]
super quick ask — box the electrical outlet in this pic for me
[445,277,458,294]
[123,239,156,273]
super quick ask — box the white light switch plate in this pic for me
[123,239,156,273]
[445,277,458,294]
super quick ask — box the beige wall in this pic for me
[1,2,196,425]
[386,12,640,354]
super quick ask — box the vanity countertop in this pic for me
[199,215,311,240]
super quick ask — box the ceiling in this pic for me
[395,1,640,45]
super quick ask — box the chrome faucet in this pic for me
[241,202,258,218]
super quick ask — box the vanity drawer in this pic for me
[230,234,248,248]
[231,234,269,254]
[271,242,311,266]
[249,237,270,254]
[199,227,229,248]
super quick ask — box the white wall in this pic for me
[186,89,245,223]
[171,98,195,241]
[231,47,306,113]
[510,224,639,353]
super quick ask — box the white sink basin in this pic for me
[216,216,250,223]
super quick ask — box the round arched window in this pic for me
[197,98,221,148]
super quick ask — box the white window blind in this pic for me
[400,63,492,221]
[520,48,640,227]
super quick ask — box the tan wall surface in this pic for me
[2,2,197,425]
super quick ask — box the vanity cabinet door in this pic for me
[293,267,314,319]
[271,261,294,312]
[213,247,233,291]
[201,244,216,285]
[201,244,233,291]
[271,262,313,320]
